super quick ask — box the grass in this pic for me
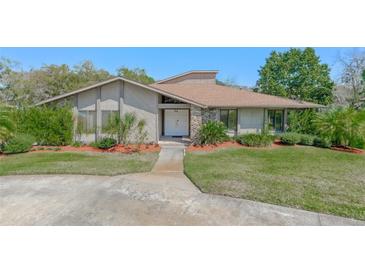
[184,146,365,220]
[0,151,159,176]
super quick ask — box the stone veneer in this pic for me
[190,106,220,143]
[190,105,202,142]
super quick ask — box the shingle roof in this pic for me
[150,83,322,108]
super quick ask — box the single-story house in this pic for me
[37,70,321,143]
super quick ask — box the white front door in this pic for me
[164,109,189,136]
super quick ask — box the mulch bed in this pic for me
[31,144,160,154]
[331,145,364,154]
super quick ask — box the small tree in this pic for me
[287,109,317,134]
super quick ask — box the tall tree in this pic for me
[338,51,365,108]
[256,48,334,105]
[117,67,154,84]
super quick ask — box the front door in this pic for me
[164,109,189,136]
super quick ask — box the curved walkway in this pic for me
[0,144,363,225]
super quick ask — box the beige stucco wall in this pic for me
[78,88,97,111]
[101,81,119,111]
[52,80,159,144]
[238,108,264,134]
[123,82,158,143]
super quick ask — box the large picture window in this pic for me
[78,111,96,134]
[220,109,237,131]
[268,110,284,132]
[101,110,119,133]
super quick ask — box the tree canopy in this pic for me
[0,59,112,106]
[0,59,156,106]
[117,67,155,84]
[256,48,334,105]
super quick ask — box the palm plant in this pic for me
[136,119,148,148]
[0,104,14,143]
[120,112,137,145]
[104,112,137,145]
[314,108,365,147]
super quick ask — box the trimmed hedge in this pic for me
[313,137,332,148]
[280,132,301,145]
[236,133,274,147]
[1,134,35,154]
[298,134,315,146]
[13,106,73,146]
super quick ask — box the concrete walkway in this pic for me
[0,143,364,225]
[152,143,185,173]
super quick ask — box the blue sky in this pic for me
[0,47,358,87]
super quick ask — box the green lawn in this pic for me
[184,146,365,220]
[0,151,159,176]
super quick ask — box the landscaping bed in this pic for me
[30,144,160,154]
[184,146,365,220]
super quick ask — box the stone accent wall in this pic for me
[190,105,202,143]
[190,107,220,143]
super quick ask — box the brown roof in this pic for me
[150,83,322,109]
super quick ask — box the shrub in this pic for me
[287,109,317,134]
[2,134,35,154]
[96,137,117,149]
[349,137,365,149]
[72,141,83,147]
[313,137,332,148]
[280,132,301,145]
[196,121,228,145]
[314,108,365,147]
[13,106,73,146]
[0,104,14,143]
[298,134,315,146]
[236,133,274,147]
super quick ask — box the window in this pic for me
[220,109,237,131]
[102,111,119,133]
[78,111,96,134]
[162,96,182,104]
[268,110,284,132]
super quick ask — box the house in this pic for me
[37,70,321,143]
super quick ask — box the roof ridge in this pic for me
[155,70,219,84]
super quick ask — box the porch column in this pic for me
[73,95,78,142]
[237,109,241,135]
[96,87,102,140]
[119,80,125,118]
[283,108,288,132]
[190,105,202,143]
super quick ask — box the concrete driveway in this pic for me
[1,173,364,225]
[0,143,364,225]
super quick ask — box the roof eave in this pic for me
[35,77,207,108]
